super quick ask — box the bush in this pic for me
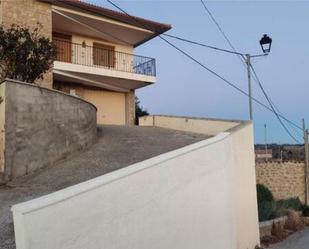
[302,205,309,217]
[274,197,302,217]
[276,197,302,211]
[285,210,305,231]
[258,201,276,221]
[256,184,303,221]
[0,23,56,82]
[257,184,274,203]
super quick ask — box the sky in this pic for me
[89,0,309,144]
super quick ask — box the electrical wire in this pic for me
[162,33,245,56]
[250,65,302,143]
[106,0,303,140]
[164,32,302,132]
[199,0,303,141]
[199,0,246,64]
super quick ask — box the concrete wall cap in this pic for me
[2,78,97,111]
[259,216,288,228]
[148,114,248,124]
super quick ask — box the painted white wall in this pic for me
[11,119,259,249]
[139,115,241,136]
[12,133,241,249]
[140,116,260,248]
[230,123,260,248]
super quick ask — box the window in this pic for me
[93,43,115,68]
[53,33,72,63]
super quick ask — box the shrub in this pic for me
[0,23,56,82]
[276,197,302,211]
[284,210,305,231]
[257,184,274,203]
[258,201,276,221]
[302,205,309,217]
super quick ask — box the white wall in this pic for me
[140,116,260,248]
[230,123,260,249]
[12,119,259,249]
[139,115,241,136]
[12,133,242,249]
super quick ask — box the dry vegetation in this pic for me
[261,210,308,247]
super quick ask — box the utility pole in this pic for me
[246,54,253,120]
[264,124,268,161]
[302,118,309,205]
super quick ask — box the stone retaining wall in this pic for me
[0,79,97,182]
[256,161,305,203]
[259,216,288,238]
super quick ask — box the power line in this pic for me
[199,0,246,64]
[164,31,299,134]
[106,0,302,138]
[250,65,301,143]
[162,33,245,56]
[199,0,302,141]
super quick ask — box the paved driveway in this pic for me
[270,228,309,249]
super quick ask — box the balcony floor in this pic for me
[54,62,155,91]
[0,125,210,249]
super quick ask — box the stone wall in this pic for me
[0,83,5,175]
[126,90,136,125]
[0,79,97,182]
[256,161,305,203]
[0,0,53,88]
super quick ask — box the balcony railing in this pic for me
[53,39,156,77]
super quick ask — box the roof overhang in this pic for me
[40,0,171,47]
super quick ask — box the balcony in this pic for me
[53,39,156,77]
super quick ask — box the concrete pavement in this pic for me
[270,228,309,249]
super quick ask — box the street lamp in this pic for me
[246,34,272,120]
[259,34,272,54]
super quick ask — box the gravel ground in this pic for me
[0,125,209,249]
[269,228,309,249]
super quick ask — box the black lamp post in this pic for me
[259,34,272,54]
[246,34,273,120]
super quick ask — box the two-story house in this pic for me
[0,0,171,125]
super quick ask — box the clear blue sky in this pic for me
[89,0,309,144]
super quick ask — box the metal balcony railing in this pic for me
[53,39,156,77]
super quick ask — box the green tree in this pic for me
[0,23,56,83]
[135,97,149,125]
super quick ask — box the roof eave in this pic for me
[134,27,171,48]
[38,0,172,42]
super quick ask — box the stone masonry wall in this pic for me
[0,0,53,88]
[256,161,305,203]
[1,79,97,182]
[126,90,135,125]
[0,83,5,177]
